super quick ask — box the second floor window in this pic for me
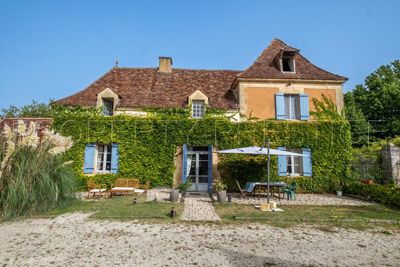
[96,144,112,173]
[192,100,205,118]
[102,98,114,116]
[284,94,300,120]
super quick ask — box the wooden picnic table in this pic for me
[251,182,287,200]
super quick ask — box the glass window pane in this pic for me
[102,99,114,116]
[199,154,208,161]
[97,145,104,171]
[106,162,111,171]
[198,160,208,176]
[284,95,290,118]
[286,156,292,174]
[198,176,208,183]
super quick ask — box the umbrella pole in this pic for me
[267,140,270,204]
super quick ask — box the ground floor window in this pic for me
[96,144,112,173]
[83,143,119,174]
[278,147,312,177]
[286,149,303,176]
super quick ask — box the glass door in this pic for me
[187,151,208,191]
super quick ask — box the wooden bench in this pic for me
[87,179,108,199]
[110,178,139,196]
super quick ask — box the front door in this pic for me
[187,150,209,191]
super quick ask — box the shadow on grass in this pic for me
[214,203,400,230]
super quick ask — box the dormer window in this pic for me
[192,100,205,118]
[281,52,295,73]
[102,98,114,116]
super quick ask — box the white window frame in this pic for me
[95,144,112,173]
[284,94,300,120]
[286,149,303,176]
[192,100,205,118]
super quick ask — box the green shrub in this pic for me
[0,121,76,220]
[344,182,400,209]
[0,146,76,219]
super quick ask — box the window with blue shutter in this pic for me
[302,148,312,176]
[275,93,286,120]
[181,144,188,184]
[277,146,287,176]
[207,145,213,193]
[83,143,96,174]
[111,143,119,174]
[299,94,309,121]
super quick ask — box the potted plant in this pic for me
[170,180,191,202]
[213,180,227,203]
[335,183,343,197]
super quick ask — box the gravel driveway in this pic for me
[1,213,399,266]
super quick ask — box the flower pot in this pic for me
[170,189,179,202]
[336,190,343,197]
[217,190,227,203]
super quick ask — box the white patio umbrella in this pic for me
[217,141,306,203]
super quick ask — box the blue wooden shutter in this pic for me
[275,93,286,120]
[207,145,213,193]
[181,144,187,184]
[111,143,119,174]
[300,94,309,121]
[278,146,287,176]
[83,143,96,174]
[302,148,312,176]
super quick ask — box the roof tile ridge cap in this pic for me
[272,37,299,51]
[116,67,157,70]
[297,53,348,81]
[171,67,242,72]
[237,39,277,77]
[55,68,116,103]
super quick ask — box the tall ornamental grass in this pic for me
[0,120,76,220]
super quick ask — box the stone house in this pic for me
[56,38,347,191]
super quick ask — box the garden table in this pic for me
[246,182,287,200]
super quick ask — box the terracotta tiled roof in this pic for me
[56,68,240,109]
[237,38,348,81]
[56,38,347,109]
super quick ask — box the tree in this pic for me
[311,94,345,121]
[0,100,53,118]
[351,60,400,138]
[344,91,371,146]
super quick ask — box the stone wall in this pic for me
[381,143,400,187]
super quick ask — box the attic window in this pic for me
[281,53,295,73]
[102,98,114,116]
[192,100,205,118]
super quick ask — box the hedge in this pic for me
[344,182,400,209]
[52,112,352,192]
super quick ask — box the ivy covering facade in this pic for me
[52,112,352,193]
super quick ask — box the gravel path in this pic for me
[181,194,221,221]
[232,193,372,206]
[0,213,399,266]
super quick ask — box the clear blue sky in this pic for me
[0,0,399,109]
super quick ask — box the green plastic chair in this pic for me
[283,181,297,200]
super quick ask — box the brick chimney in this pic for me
[159,57,173,73]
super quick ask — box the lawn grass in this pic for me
[45,195,183,222]
[214,203,400,230]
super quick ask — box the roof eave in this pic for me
[234,77,347,84]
